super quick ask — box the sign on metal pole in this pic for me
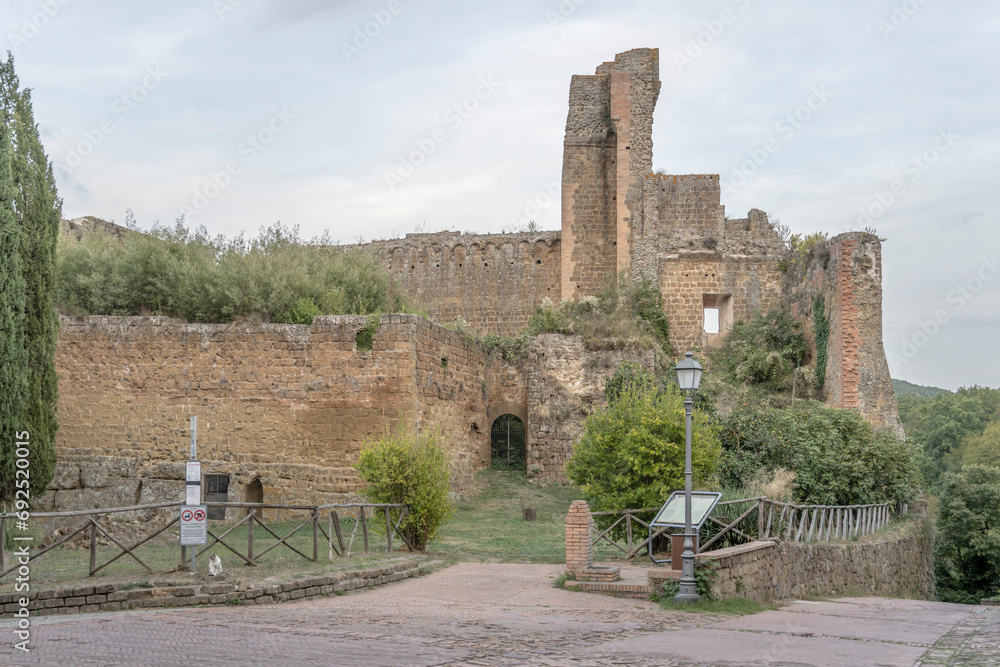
[186,461,202,504]
[180,505,208,546]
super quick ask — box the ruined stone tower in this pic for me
[560,48,660,300]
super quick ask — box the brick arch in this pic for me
[487,400,527,426]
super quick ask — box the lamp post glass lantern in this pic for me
[674,352,703,603]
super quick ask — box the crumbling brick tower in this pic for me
[560,48,660,300]
[560,49,902,433]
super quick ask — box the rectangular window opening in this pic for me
[703,308,720,334]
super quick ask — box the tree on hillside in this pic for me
[0,106,28,505]
[1,54,60,500]
[935,465,1000,604]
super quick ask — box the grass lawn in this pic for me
[2,513,423,594]
[428,469,625,563]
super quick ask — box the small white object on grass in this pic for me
[209,554,223,576]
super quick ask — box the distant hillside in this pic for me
[893,379,952,398]
[60,216,132,241]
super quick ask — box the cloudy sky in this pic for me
[4,0,997,390]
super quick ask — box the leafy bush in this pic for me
[526,272,673,370]
[355,430,453,552]
[603,359,657,405]
[57,220,409,323]
[898,386,1000,487]
[935,465,1000,604]
[716,402,920,506]
[657,564,716,601]
[567,375,720,521]
[710,307,807,393]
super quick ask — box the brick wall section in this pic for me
[43,314,493,513]
[524,335,654,483]
[694,516,934,601]
[4,561,422,616]
[565,500,594,576]
[802,233,903,435]
[561,48,660,300]
[343,232,561,336]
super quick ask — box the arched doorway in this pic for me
[242,478,263,516]
[490,414,526,471]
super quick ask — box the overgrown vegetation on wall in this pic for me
[1,56,60,504]
[812,295,829,389]
[57,219,409,324]
[525,272,672,364]
[710,306,807,394]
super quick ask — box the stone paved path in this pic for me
[0,563,995,666]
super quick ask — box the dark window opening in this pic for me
[490,414,526,471]
[241,478,263,517]
[205,474,230,520]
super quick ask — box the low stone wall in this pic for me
[3,560,424,616]
[697,517,934,601]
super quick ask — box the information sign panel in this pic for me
[180,505,208,546]
[650,491,723,529]
[186,461,201,505]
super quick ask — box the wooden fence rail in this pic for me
[590,497,901,559]
[0,501,410,581]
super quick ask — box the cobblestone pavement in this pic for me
[0,564,994,666]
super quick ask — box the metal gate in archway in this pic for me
[490,414,526,471]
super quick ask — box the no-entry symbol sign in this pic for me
[180,505,208,546]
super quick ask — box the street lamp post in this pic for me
[674,351,703,604]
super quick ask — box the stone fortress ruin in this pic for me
[42,49,901,514]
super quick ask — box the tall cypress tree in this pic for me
[0,96,28,506]
[1,54,59,501]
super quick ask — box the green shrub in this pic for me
[715,402,920,507]
[935,465,1000,604]
[355,430,453,552]
[711,306,807,393]
[526,272,673,371]
[603,359,657,405]
[57,220,409,323]
[658,564,716,601]
[567,377,720,524]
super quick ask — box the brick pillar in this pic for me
[565,500,594,575]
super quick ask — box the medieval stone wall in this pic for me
[45,315,641,510]
[789,232,904,435]
[700,515,935,601]
[349,231,561,336]
[42,314,495,514]
[524,335,654,484]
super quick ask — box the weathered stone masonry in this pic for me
[45,316,646,510]
[363,48,901,434]
[45,49,902,509]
